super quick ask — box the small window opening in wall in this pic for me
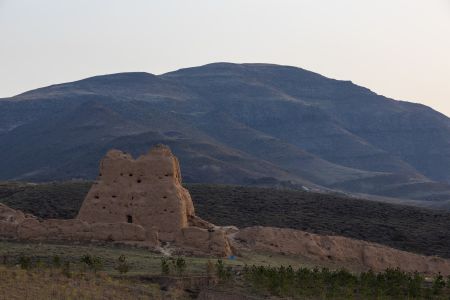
[102,206,106,209]
[112,195,117,198]
[127,215,133,223]
[164,174,170,177]
[99,173,102,177]
[94,195,99,199]
[120,173,123,176]
[129,173,133,177]
[163,196,167,199]
[137,179,142,183]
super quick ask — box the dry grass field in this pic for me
[1,241,450,299]
[0,266,161,300]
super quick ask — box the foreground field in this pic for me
[1,241,450,299]
[0,241,341,276]
[1,181,450,258]
[0,241,294,299]
[0,266,161,299]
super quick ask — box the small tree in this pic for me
[52,255,61,268]
[175,257,186,276]
[432,274,446,295]
[80,254,103,273]
[18,256,32,270]
[114,254,131,275]
[161,257,170,275]
[407,272,423,298]
[216,259,232,281]
[35,258,45,270]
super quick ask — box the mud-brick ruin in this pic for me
[0,145,231,256]
[77,145,231,255]
[2,144,450,275]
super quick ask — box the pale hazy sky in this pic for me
[1,0,449,116]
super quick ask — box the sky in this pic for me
[1,0,450,116]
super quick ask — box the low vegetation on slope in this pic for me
[190,184,450,258]
[1,182,450,259]
[0,181,90,219]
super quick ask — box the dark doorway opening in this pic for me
[127,215,133,223]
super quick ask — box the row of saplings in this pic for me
[1,254,130,276]
[3,254,450,299]
[241,265,450,299]
[160,257,450,299]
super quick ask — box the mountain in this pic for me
[1,63,450,208]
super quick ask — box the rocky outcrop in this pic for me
[234,226,450,275]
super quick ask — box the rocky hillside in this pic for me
[1,63,450,205]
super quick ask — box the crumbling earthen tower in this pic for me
[78,146,195,240]
[77,145,231,254]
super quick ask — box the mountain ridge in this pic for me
[1,62,450,208]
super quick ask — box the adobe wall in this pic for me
[235,226,450,275]
[0,203,150,243]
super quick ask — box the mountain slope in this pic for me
[1,63,450,206]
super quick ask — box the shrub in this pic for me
[161,257,170,275]
[160,257,187,276]
[114,255,131,275]
[18,256,31,270]
[432,274,446,295]
[215,259,232,281]
[52,255,61,268]
[35,258,45,270]
[175,257,186,276]
[80,254,103,273]
[407,272,423,298]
